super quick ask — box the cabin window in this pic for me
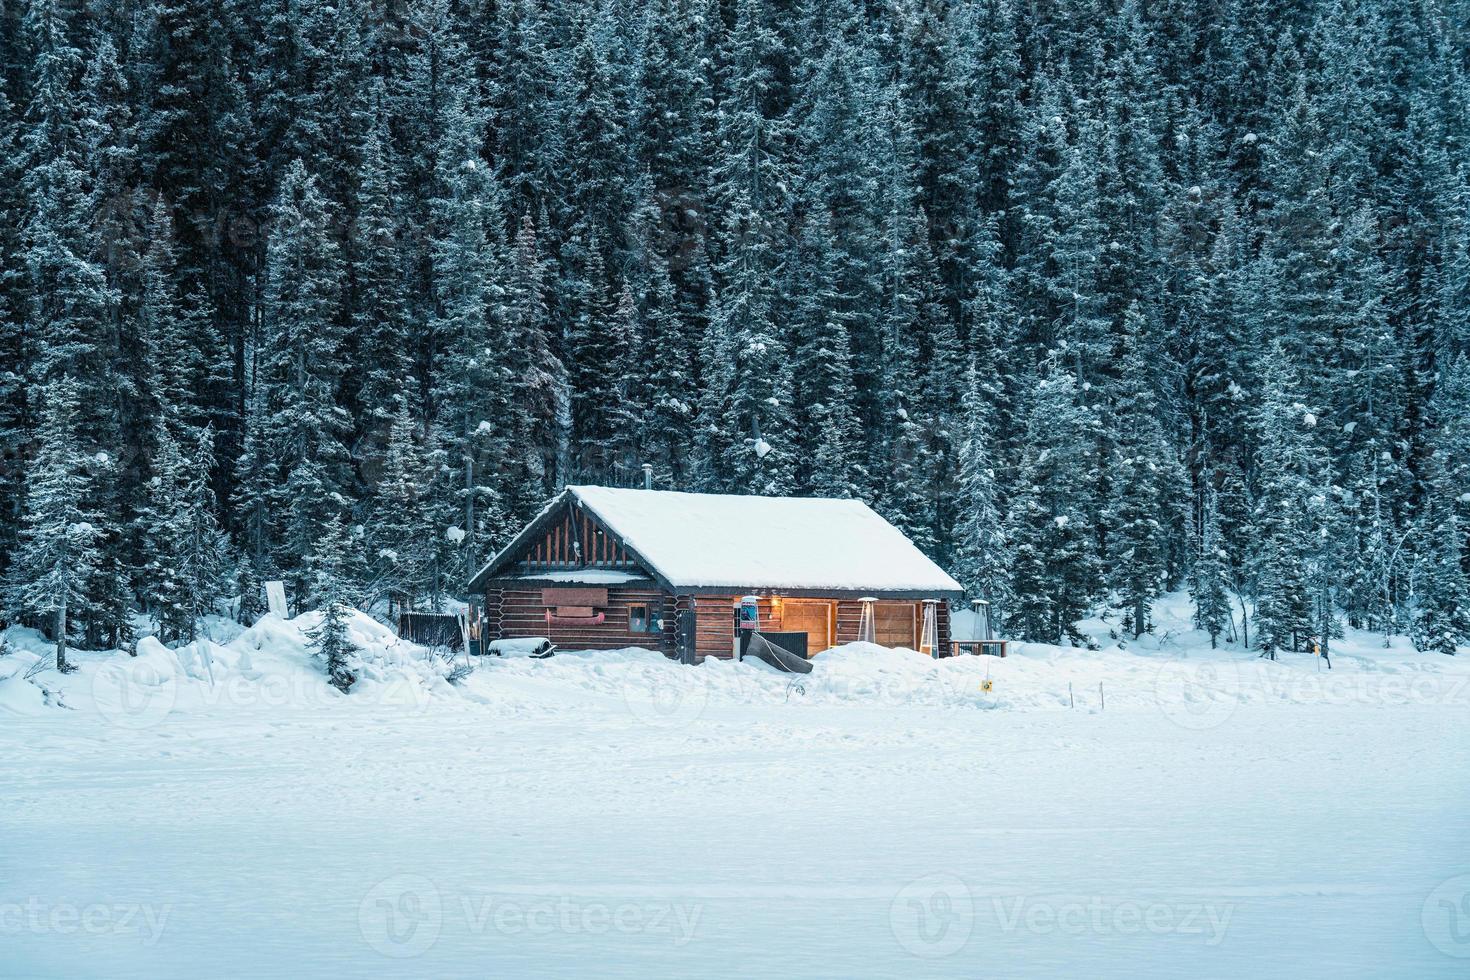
[628,603,660,634]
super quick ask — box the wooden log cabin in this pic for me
[468,486,964,661]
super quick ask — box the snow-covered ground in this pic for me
[3,594,1468,978]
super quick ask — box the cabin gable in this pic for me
[469,492,667,590]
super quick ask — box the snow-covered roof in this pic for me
[472,486,962,596]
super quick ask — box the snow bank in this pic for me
[3,591,1467,728]
[1,609,462,726]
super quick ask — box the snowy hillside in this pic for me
[3,594,1468,977]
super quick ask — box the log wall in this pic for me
[486,586,673,653]
[689,596,952,660]
[484,588,954,661]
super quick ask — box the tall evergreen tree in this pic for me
[3,379,100,671]
[1192,487,1235,647]
[1004,366,1103,644]
[1104,305,1187,637]
[140,421,227,644]
[1250,344,1334,658]
[705,0,796,495]
[952,360,1013,619]
[253,160,350,595]
[504,214,569,509]
[427,68,511,581]
[1413,455,1470,655]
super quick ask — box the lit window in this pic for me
[629,604,660,633]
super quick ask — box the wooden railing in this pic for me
[949,639,1008,658]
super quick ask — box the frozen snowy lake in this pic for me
[3,609,1468,977]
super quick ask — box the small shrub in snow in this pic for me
[307,601,358,693]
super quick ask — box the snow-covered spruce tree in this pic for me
[1329,210,1412,634]
[1413,396,1470,655]
[140,421,228,645]
[139,420,191,641]
[1192,490,1235,648]
[911,226,967,566]
[1258,64,1341,414]
[1007,70,1072,357]
[604,284,645,482]
[1429,356,1470,573]
[876,338,939,557]
[302,507,363,611]
[1092,6,1166,332]
[789,32,882,499]
[1211,461,1259,647]
[555,2,633,262]
[553,0,643,369]
[254,160,350,597]
[490,0,560,223]
[252,0,371,211]
[235,553,265,626]
[788,209,864,498]
[304,515,359,693]
[1103,305,1185,637]
[637,0,716,275]
[1003,365,1103,645]
[234,379,276,577]
[1189,202,1261,465]
[172,426,229,642]
[504,213,569,510]
[1047,122,1110,389]
[138,200,228,441]
[3,378,100,672]
[1413,486,1470,656]
[0,74,25,572]
[1249,344,1333,659]
[873,204,960,554]
[690,306,736,493]
[560,224,619,481]
[344,91,411,467]
[867,83,938,547]
[427,63,512,583]
[894,0,983,331]
[366,401,436,611]
[707,0,796,496]
[951,359,1013,620]
[633,255,697,487]
[21,0,125,648]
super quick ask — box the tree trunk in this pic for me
[464,449,475,584]
[1237,594,1249,649]
[55,602,72,673]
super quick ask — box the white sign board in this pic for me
[265,580,288,619]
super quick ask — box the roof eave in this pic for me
[668,584,965,600]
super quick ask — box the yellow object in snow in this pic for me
[981,679,993,693]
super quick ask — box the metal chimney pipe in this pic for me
[641,463,654,490]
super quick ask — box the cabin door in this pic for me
[874,602,918,649]
[780,601,833,656]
